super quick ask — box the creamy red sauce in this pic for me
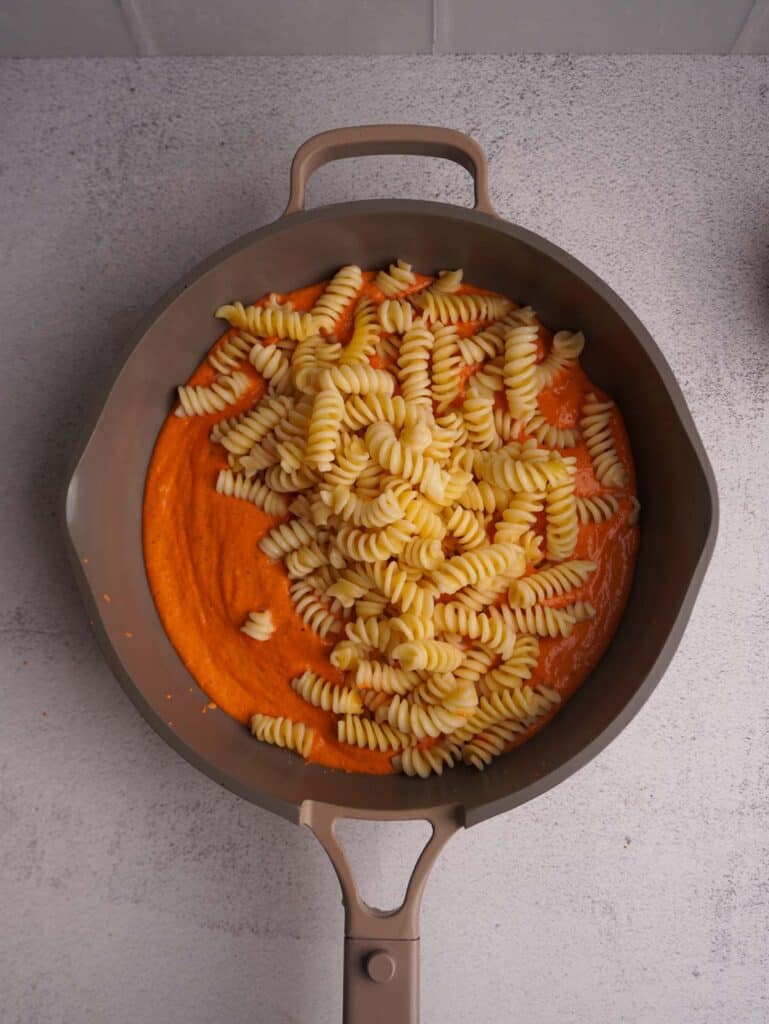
[143,273,639,774]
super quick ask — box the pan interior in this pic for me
[65,201,716,826]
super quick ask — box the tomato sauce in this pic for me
[143,273,639,774]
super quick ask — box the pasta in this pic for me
[155,260,640,779]
[176,371,249,417]
[375,259,416,297]
[576,493,620,524]
[311,265,363,333]
[581,393,628,488]
[208,331,254,374]
[241,610,274,641]
[291,670,362,714]
[216,300,316,341]
[250,713,315,759]
[411,290,511,325]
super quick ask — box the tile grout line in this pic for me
[115,0,158,57]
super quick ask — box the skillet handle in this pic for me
[300,800,463,1024]
[283,124,497,217]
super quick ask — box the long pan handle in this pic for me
[301,800,463,1024]
[283,124,497,217]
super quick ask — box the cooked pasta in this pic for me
[208,331,254,374]
[411,290,511,325]
[176,371,249,418]
[241,610,274,641]
[311,265,363,333]
[215,468,288,516]
[216,301,317,341]
[291,670,362,714]
[576,493,620,524]
[581,393,628,488]
[154,260,639,776]
[375,259,416,297]
[250,713,315,758]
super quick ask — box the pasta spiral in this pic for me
[311,265,363,333]
[411,290,511,325]
[250,713,315,759]
[509,559,596,607]
[321,363,395,396]
[176,371,249,418]
[215,468,288,516]
[353,661,419,695]
[376,258,416,297]
[241,610,274,641]
[503,325,539,420]
[337,714,411,752]
[208,331,254,373]
[463,396,499,450]
[431,543,525,596]
[430,323,462,411]
[576,493,620,524]
[535,330,585,388]
[340,296,381,364]
[397,318,434,408]
[580,393,628,488]
[211,395,292,454]
[545,469,579,561]
[216,301,317,341]
[510,605,576,638]
[392,741,462,778]
[291,670,362,714]
[393,639,464,673]
[378,299,414,334]
[305,387,345,472]
[289,581,341,638]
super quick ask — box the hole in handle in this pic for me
[333,818,434,914]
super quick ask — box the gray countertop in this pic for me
[1,56,768,1024]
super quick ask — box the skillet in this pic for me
[64,125,718,1022]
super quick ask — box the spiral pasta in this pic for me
[392,741,462,778]
[411,290,511,325]
[215,468,288,516]
[208,331,254,374]
[576,493,620,524]
[397,318,434,408]
[337,714,411,752]
[431,543,526,596]
[212,395,293,455]
[503,325,540,420]
[288,580,342,638]
[305,386,345,472]
[291,670,362,714]
[376,259,416,297]
[535,330,585,388]
[378,299,414,334]
[311,265,363,333]
[241,610,274,641]
[216,301,317,341]
[176,371,249,418]
[545,470,579,561]
[250,713,315,759]
[581,393,628,488]
[338,296,381,364]
[431,323,462,411]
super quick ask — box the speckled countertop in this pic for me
[1,56,768,1024]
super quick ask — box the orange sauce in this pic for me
[143,273,639,774]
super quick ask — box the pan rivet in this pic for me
[365,950,396,983]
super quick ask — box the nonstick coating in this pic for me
[64,199,717,827]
